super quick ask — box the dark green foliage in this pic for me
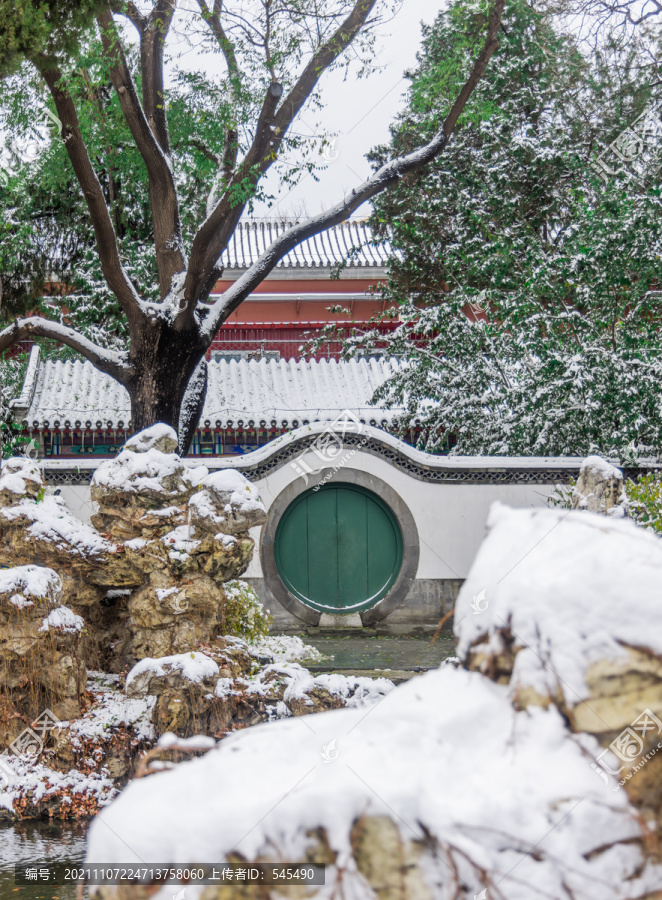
[0,0,102,77]
[355,0,662,459]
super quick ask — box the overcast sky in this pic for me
[251,0,447,218]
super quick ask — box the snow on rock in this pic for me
[156,733,216,751]
[160,525,200,561]
[71,672,156,744]
[247,634,323,663]
[0,457,44,503]
[91,448,194,500]
[85,666,662,899]
[126,652,220,698]
[455,502,662,828]
[0,672,156,819]
[39,606,84,634]
[572,455,628,517]
[0,494,112,558]
[188,469,267,536]
[0,751,115,817]
[123,424,178,455]
[218,659,395,717]
[69,672,155,743]
[455,503,662,705]
[0,565,62,605]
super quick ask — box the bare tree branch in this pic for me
[180,0,380,322]
[38,60,144,328]
[202,0,507,343]
[196,0,242,207]
[97,9,186,300]
[272,0,378,140]
[0,318,131,383]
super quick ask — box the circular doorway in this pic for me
[274,483,403,615]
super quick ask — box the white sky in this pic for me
[255,0,446,218]
[166,0,446,219]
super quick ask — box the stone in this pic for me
[455,504,662,833]
[0,458,44,506]
[125,651,220,698]
[572,454,628,517]
[188,470,267,537]
[0,427,266,677]
[123,424,179,455]
[0,565,86,724]
[90,447,205,514]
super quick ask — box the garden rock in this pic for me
[572,454,628,516]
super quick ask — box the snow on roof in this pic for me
[219,219,390,270]
[15,351,404,429]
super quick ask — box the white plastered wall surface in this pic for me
[38,423,582,581]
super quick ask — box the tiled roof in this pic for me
[14,349,404,430]
[219,220,390,270]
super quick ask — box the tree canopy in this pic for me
[0,0,505,453]
[341,0,662,459]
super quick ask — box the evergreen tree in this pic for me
[355,0,662,459]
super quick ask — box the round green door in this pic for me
[274,483,403,614]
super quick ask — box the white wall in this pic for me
[55,485,98,524]
[48,447,559,581]
[244,447,557,580]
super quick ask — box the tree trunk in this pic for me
[128,320,207,456]
[178,358,208,457]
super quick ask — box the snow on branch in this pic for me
[0,318,130,382]
[201,0,505,341]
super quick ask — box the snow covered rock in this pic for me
[188,470,267,536]
[122,640,390,741]
[572,455,628,517]
[90,447,203,517]
[0,493,114,568]
[85,666,662,900]
[0,564,86,725]
[119,535,256,659]
[123,424,178,455]
[455,502,662,829]
[0,457,44,505]
[0,426,265,671]
[0,564,62,607]
[126,652,220,698]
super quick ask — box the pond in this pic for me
[0,820,86,900]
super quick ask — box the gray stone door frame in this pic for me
[260,467,420,625]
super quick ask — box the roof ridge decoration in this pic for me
[9,345,41,412]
